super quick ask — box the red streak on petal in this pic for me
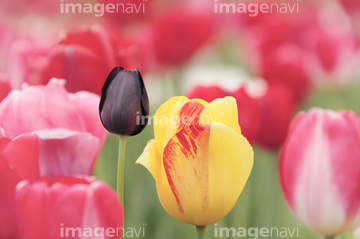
[163,125,210,214]
[177,101,205,132]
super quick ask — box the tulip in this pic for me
[39,25,119,95]
[99,66,149,213]
[187,85,260,143]
[231,87,260,143]
[136,96,253,233]
[0,132,106,238]
[0,78,106,142]
[0,79,106,176]
[150,5,214,68]
[15,176,124,239]
[279,108,360,237]
[99,66,149,136]
[254,83,296,149]
[260,46,311,104]
[187,85,226,103]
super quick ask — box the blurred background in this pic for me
[0,0,359,238]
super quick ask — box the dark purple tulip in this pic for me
[99,67,149,136]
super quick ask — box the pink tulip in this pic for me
[0,79,106,176]
[279,108,360,236]
[0,133,109,237]
[16,176,124,239]
[0,78,105,141]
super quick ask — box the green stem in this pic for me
[117,136,127,204]
[325,236,335,239]
[196,226,206,239]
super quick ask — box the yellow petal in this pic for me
[199,96,241,133]
[204,122,253,225]
[160,123,253,225]
[192,98,209,107]
[136,138,187,222]
[136,139,158,181]
[153,96,189,155]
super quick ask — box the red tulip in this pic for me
[40,25,118,95]
[187,85,260,142]
[187,85,227,103]
[279,108,360,236]
[150,6,214,68]
[231,87,260,143]
[254,84,296,150]
[99,0,153,24]
[16,176,124,239]
[260,46,311,104]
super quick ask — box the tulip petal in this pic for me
[199,97,241,133]
[36,129,99,177]
[192,98,208,107]
[0,156,21,238]
[2,133,40,181]
[136,139,159,181]
[153,96,188,154]
[206,123,253,224]
[162,123,253,225]
[70,91,107,143]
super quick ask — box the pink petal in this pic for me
[16,176,123,239]
[0,156,21,238]
[69,91,107,144]
[35,129,99,177]
[1,133,40,181]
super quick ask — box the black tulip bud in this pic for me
[99,67,149,136]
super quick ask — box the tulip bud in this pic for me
[99,67,149,136]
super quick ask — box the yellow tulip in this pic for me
[136,96,254,226]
